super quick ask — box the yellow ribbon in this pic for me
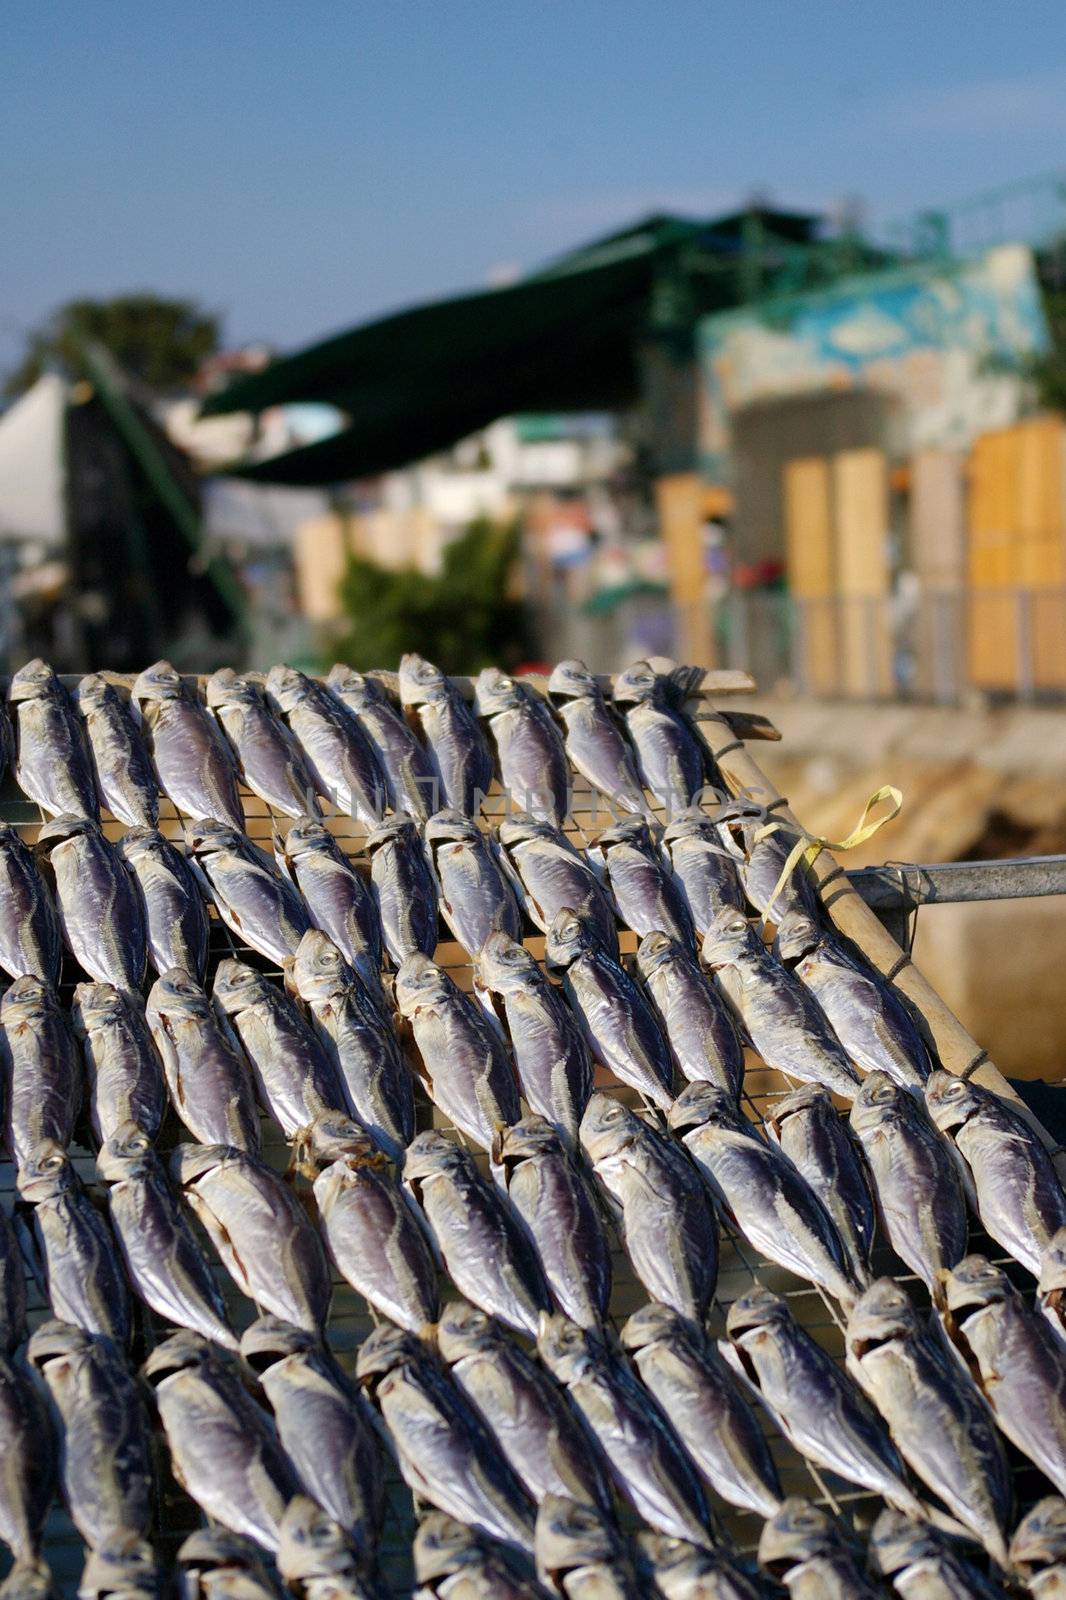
[757,784,903,927]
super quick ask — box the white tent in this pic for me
[0,374,68,548]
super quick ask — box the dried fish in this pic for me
[27,1320,152,1546]
[356,1322,535,1554]
[171,1142,331,1333]
[326,665,437,819]
[39,815,146,992]
[366,815,439,965]
[0,974,81,1165]
[535,1495,645,1600]
[0,1208,27,1355]
[661,809,745,936]
[702,909,860,1099]
[188,819,311,966]
[612,662,709,816]
[264,665,385,823]
[0,1562,55,1600]
[670,1084,862,1309]
[425,810,523,958]
[475,668,569,825]
[621,1301,781,1520]
[10,658,97,820]
[546,907,674,1110]
[925,1071,1066,1277]
[729,814,820,925]
[212,958,343,1138]
[17,1140,130,1345]
[278,817,382,993]
[398,653,493,818]
[289,930,414,1158]
[97,1120,236,1349]
[595,817,694,946]
[499,812,618,957]
[76,674,158,827]
[143,1331,298,1553]
[1012,1498,1066,1600]
[641,1534,767,1600]
[206,668,320,818]
[132,660,244,830]
[78,1531,166,1600]
[414,1511,545,1600]
[870,1508,1010,1600]
[275,1497,377,1600]
[0,825,61,984]
[1039,1228,1066,1347]
[436,1298,614,1512]
[636,931,743,1099]
[766,1084,876,1283]
[580,1093,717,1323]
[845,1279,1012,1565]
[476,932,593,1145]
[71,983,166,1146]
[396,953,520,1151]
[849,1071,967,1303]
[758,1499,880,1600]
[403,1131,552,1337]
[146,969,261,1153]
[547,659,648,816]
[177,1528,283,1600]
[117,827,209,982]
[495,1117,612,1329]
[537,1314,714,1546]
[0,1349,54,1566]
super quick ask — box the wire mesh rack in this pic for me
[0,694,1055,1598]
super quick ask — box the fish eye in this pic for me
[44,1153,64,1171]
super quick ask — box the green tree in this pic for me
[335,515,530,675]
[5,294,220,397]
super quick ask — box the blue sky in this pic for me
[4,3,1066,376]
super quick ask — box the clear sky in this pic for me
[4,2,1066,376]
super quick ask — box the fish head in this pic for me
[766,1084,830,1141]
[79,1531,166,1600]
[923,1070,983,1133]
[758,1499,842,1577]
[9,658,59,703]
[132,660,184,704]
[16,1139,77,1201]
[635,929,683,979]
[536,1312,601,1384]
[187,817,245,857]
[578,1093,642,1162]
[116,828,168,866]
[846,1279,919,1360]
[264,665,312,714]
[211,959,268,1015]
[701,907,758,970]
[76,673,119,713]
[37,813,100,851]
[205,670,261,711]
[494,1114,561,1176]
[1039,1227,1066,1296]
[1,973,58,1023]
[497,811,559,849]
[97,1121,156,1184]
[281,816,334,861]
[354,1322,425,1393]
[596,816,653,851]
[422,809,479,850]
[413,1513,484,1583]
[475,930,538,995]
[619,1301,688,1354]
[395,953,451,1016]
[868,1509,943,1578]
[177,1530,268,1580]
[545,906,597,970]
[435,1299,501,1365]
[290,930,356,1003]
[535,1495,619,1578]
[942,1255,1015,1320]
[612,660,659,706]
[142,1328,215,1388]
[848,1070,908,1135]
[326,665,378,706]
[401,1131,469,1197]
[148,968,211,1022]
[239,1314,317,1374]
[297,1110,380,1172]
[474,666,524,717]
[1012,1498,1066,1574]
[398,653,448,707]
[365,814,419,855]
[774,907,822,963]
[547,659,599,702]
[277,1496,360,1583]
[725,1287,791,1353]
[668,1080,742,1136]
[27,1317,95,1374]
[70,982,130,1036]
[0,1561,54,1600]
[169,1142,231,1190]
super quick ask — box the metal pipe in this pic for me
[848,855,1066,910]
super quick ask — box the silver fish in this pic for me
[942,1255,1066,1497]
[264,665,385,824]
[776,908,930,1089]
[240,1317,384,1561]
[289,930,414,1157]
[177,1528,283,1600]
[766,1084,876,1283]
[734,816,820,924]
[398,653,494,819]
[366,815,439,965]
[0,1349,54,1565]
[16,1140,130,1345]
[636,931,743,1099]
[498,813,618,958]
[758,1499,880,1600]
[414,1511,546,1600]
[845,1279,1012,1565]
[326,665,437,819]
[436,1299,614,1513]
[27,1320,152,1546]
[188,818,310,966]
[476,933,593,1145]
[97,1120,236,1349]
[303,1112,438,1332]
[146,969,261,1153]
[212,959,343,1138]
[9,658,97,820]
[117,827,210,982]
[545,907,674,1110]
[535,1494,645,1600]
[396,953,520,1151]
[0,825,62,984]
[0,1208,26,1355]
[580,1093,717,1322]
[278,817,383,993]
[925,1071,1066,1277]
[870,1507,1011,1600]
[78,1531,166,1600]
[206,669,320,819]
[0,974,81,1165]
[723,1287,930,1521]
[76,674,158,827]
[38,815,146,992]
[143,1330,298,1553]
[702,909,860,1099]
[403,1131,552,1337]
[641,1534,767,1600]
[356,1321,535,1555]
[132,661,245,830]
[547,659,648,816]
[1012,1498,1066,1600]
[171,1142,331,1333]
[670,1083,862,1309]
[1040,1228,1066,1347]
[475,668,569,826]
[71,982,166,1146]
[849,1072,967,1304]
[425,810,523,958]
[612,662,708,816]
[595,818,694,946]
[495,1117,612,1329]
[661,809,745,937]
[621,1301,781,1520]
[275,1497,376,1600]
[537,1313,714,1546]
